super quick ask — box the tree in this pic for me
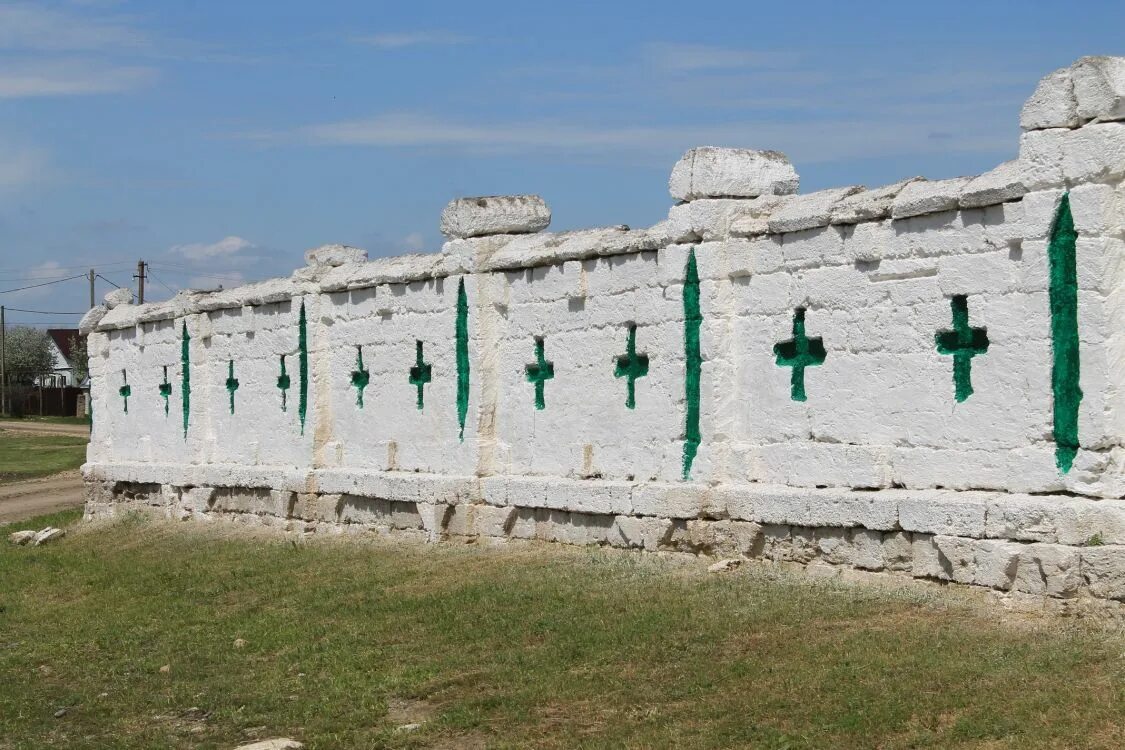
[68,334,89,384]
[3,326,55,386]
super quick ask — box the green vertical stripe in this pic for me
[682,248,702,480]
[455,277,470,441]
[181,321,190,438]
[298,300,308,435]
[1047,193,1082,473]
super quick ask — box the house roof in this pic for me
[47,328,80,363]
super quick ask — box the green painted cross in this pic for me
[276,355,290,412]
[158,365,172,416]
[525,337,554,410]
[118,370,131,413]
[351,345,370,407]
[225,359,239,414]
[935,295,989,402]
[774,308,826,402]
[408,340,432,410]
[614,324,649,409]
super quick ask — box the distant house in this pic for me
[42,328,81,387]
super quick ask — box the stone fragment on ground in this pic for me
[233,739,304,750]
[33,527,65,546]
[708,558,743,573]
[8,530,36,545]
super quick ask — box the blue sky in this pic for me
[1,0,1123,326]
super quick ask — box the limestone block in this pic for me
[849,529,885,570]
[631,483,711,519]
[1080,545,1125,600]
[934,535,976,584]
[607,515,673,550]
[8,530,36,545]
[805,490,898,531]
[103,288,134,308]
[972,539,1020,590]
[1071,55,1125,123]
[304,244,368,267]
[682,519,762,557]
[830,178,921,225]
[958,161,1028,209]
[543,479,631,515]
[471,505,517,537]
[1021,123,1125,185]
[891,177,972,220]
[898,493,987,537]
[728,195,790,237]
[439,195,551,239]
[814,527,849,564]
[1013,544,1082,598]
[984,495,1064,543]
[767,186,865,234]
[882,531,913,572]
[79,305,108,335]
[1020,67,1080,131]
[483,226,663,272]
[911,534,947,580]
[753,490,811,526]
[1054,500,1125,546]
[180,486,217,513]
[669,147,798,201]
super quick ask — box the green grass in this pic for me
[1,514,1124,749]
[0,430,87,483]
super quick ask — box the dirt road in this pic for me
[0,470,85,524]
[0,420,90,437]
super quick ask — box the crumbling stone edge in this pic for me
[85,473,1125,603]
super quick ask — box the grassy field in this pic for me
[1,512,1124,749]
[0,430,87,483]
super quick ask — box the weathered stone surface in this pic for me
[1081,546,1125,600]
[891,177,972,219]
[1014,544,1081,598]
[32,527,65,546]
[233,740,305,750]
[439,195,551,239]
[1020,68,1080,131]
[8,530,36,545]
[78,305,108,335]
[958,161,1028,208]
[1071,55,1125,123]
[304,244,368,267]
[669,147,798,201]
[103,287,134,308]
[830,178,921,224]
[767,186,864,233]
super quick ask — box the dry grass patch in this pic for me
[1,512,1124,749]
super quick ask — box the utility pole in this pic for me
[135,259,146,304]
[88,268,96,309]
[1,305,6,416]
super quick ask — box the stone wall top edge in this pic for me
[92,115,1125,334]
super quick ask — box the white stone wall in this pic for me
[82,57,1125,596]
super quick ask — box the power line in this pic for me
[0,259,134,275]
[95,273,125,290]
[0,274,86,295]
[3,307,86,315]
[146,268,178,295]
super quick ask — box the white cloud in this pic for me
[0,60,156,98]
[170,236,256,261]
[401,232,426,251]
[294,111,1010,164]
[353,31,472,50]
[0,3,147,52]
